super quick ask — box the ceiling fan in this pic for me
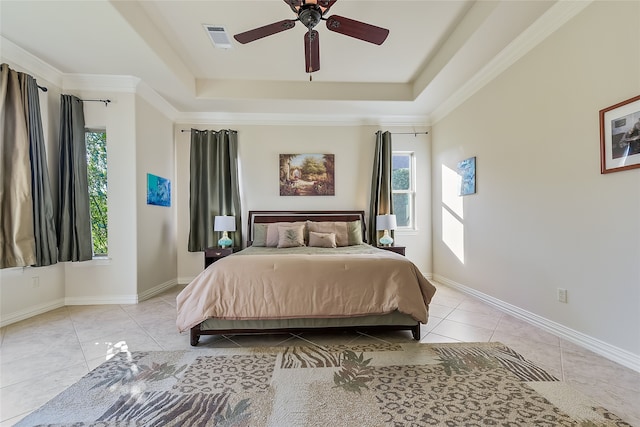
[233,0,389,77]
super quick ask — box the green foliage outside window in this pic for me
[392,168,410,191]
[86,130,108,256]
[392,168,411,227]
[392,152,413,228]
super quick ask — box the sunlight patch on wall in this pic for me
[442,164,463,219]
[441,164,465,263]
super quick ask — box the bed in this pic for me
[177,210,437,346]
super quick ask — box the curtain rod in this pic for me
[81,99,111,107]
[181,129,230,133]
[378,131,429,136]
[34,85,111,106]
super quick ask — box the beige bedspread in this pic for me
[176,245,437,332]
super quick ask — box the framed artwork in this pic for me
[147,173,171,207]
[279,154,335,196]
[599,94,640,174]
[458,156,476,196]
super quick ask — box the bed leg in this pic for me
[411,324,421,341]
[190,326,201,346]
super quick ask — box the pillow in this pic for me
[346,220,364,245]
[251,223,268,246]
[308,231,337,248]
[307,221,348,246]
[277,224,306,248]
[266,221,307,247]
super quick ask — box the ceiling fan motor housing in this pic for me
[299,4,322,29]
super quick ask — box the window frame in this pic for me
[392,151,416,230]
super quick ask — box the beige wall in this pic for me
[431,1,640,357]
[135,95,177,296]
[175,124,432,283]
[63,91,139,303]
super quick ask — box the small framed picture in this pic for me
[458,156,476,196]
[599,95,640,174]
[147,173,171,207]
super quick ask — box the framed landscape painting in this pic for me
[599,95,640,174]
[279,154,335,196]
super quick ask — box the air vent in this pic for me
[204,25,232,49]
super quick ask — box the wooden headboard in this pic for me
[247,210,367,244]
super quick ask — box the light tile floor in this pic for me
[1,283,638,426]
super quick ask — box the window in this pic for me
[85,129,108,256]
[392,152,415,229]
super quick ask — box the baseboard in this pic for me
[138,278,179,302]
[433,274,640,373]
[178,276,196,285]
[0,298,66,328]
[64,295,138,305]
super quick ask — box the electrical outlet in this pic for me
[32,276,40,288]
[557,288,567,303]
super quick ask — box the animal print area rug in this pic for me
[17,342,630,426]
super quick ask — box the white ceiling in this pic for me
[1,0,566,123]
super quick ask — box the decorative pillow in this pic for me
[277,224,306,248]
[307,221,350,246]
[346,220,364,245]
[308,231,337,248]
[266,221,307,247]
[251,223,268,246]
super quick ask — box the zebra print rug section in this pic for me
[16,342,631,426]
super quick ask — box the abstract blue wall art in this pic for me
[458,156,476,196]
[147,173,171,207]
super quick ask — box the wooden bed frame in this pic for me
[190,210,421,346]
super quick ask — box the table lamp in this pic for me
[214,216,236,248]
[376,214,397,246]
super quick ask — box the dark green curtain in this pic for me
[188,129,242,251]
[0,63,36,268]
[368,130,393,245]
[22,73,58,266]
[57,95,92,262]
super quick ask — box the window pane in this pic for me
[86,131,108,256]
[393,193,410,227]
[392,154,410,190]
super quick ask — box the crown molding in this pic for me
[1,36,63,88]
[430,0,593,124]
[135,80,179,121]
[174,112,429,128]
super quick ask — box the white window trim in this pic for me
[392,151,417,231]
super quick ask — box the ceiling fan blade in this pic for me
[325,15,389,45]
[284,0,302,13]
[304,30,320,73]
[234,19,297,44]
[318,0,338,14]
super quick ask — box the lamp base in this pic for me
[379,230,393,246]
[218,231,233,248]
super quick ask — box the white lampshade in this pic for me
[214,216,236,232]
[376,214,397,231]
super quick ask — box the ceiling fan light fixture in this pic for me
[299,4,322,29]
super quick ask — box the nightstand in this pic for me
[204,247,237,269]
[377,246,406,256]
